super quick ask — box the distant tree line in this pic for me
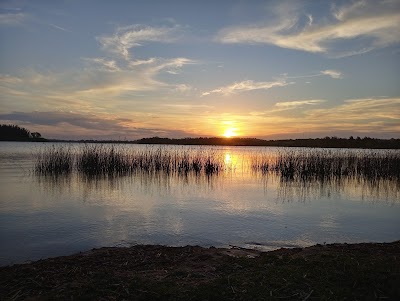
[2,124,399,148]
[134,136,400,149]
[0,124,46,141]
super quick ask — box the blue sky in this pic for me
[0,0,399,139]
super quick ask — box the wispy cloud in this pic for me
[83,58,121,72]
[146,57,196,74]
[284,70,343,80]
[98,24,182,60]
[0,10,71,33]
[0,12,27,26]
[320,70,342,79]
[216,0,400,56]
[202,79,288,96]
[78,57,196,95]
[173,84,193,93]
[47,23,71,33]
[0,111,192,140]
[275,99,326,108]
[65,23,197,96]
[163,103,212,109]
[0,18,195,101]
[309,97,400,121]
[247,97,400,138]
[0,74,22,84]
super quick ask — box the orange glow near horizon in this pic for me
[223,128,237,138]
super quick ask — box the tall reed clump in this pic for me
[35,145,74,175]
[35,145,225,177]
[76,145,131,176]
[250,153,276,175]
[128,148,224,175]
[354,151,400,182]
[251,149,400,182]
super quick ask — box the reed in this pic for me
[75,145,132,176]
[35,145,399,182]
[35,145,74,175]
[35,145,225,177]
[252,149,400,182]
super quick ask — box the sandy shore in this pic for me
[1,241,399,300]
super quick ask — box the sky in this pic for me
[0,0,399,140]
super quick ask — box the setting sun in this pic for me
[223,128,237,138]
[1,1,399,297]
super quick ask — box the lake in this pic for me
[0,142,399,265]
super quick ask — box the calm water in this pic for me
[0,142,399,265]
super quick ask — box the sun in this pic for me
[223,128,236,138]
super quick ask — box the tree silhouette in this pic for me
[0,124,44,141]
[31,132,42,139]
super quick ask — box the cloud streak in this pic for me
[216,0,400,56]
[284,70,343,80]
[321,70,342,79]
[98,24,181,60]
[0,23,196,102]
[308,97,400,121]
[0,111,192,140]
[70,23,197,96]
[275,99,326,108]
[47,23,71,33]
[202,79,288,96]
[247,97,400,138]
[0,11,71,33]
[0,12,27,26]
[0,74,23,84]
[77,57,196,95]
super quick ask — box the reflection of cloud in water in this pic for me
[274,176,399,203]
[35,165,400,207]
[3,143,400,265]
[31,147,400,252]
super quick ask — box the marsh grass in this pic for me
[35,145,399,184]
[76,145,131,176]
[35,145,225,177]
[252,149,400,183]
[35,145,73,175]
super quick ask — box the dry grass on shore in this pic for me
[1,241,399,300]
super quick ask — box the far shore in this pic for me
[2,136,400,149]
[1,241,399,300]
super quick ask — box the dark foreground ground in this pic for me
[1,241,399,300]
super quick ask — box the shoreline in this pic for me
[1,241,399,300]
[2,137,400,149]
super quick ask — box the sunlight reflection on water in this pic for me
[0,142,399,265]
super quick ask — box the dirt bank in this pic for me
[1,241,399,300]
